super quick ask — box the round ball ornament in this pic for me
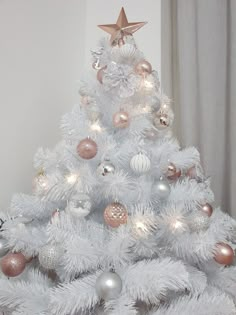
[130,153,151,174]
[104,202,128,228]
[1,253,26,277]
[155,179,171,199]
[38,244,62,270]
[66,193,92,218]
[120,44,137,60]
[113,111,130,128]
[153,113,170,130]
[189,211,209,232]
[0,237,8,258]
[97,66,107,84]
[166,163,181,181]
[201,203,213,217]
[135,60,152,76]
[97,161,115,176]
[214,243,234,265]
[77,138,98,160]
[95,271,122,300]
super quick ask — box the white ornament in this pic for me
[111,46,121,62]
[95,271,122,300]
[38,244,61,270]
[120,44,137,60]
[66,193,91,218]
[130,153,151,174]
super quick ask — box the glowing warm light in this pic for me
[142,79,154,91]
[161,103,169,110]
[141,105,151,113]
[136,221,147,232]
[66,173,78,184]
[90,122,102,132]
[171,219,183,230]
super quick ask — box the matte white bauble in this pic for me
[130,153,151,174]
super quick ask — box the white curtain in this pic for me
[162,0,236,217]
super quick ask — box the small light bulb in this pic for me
[66,173,78,184]
[90,122,102,132]
[171,219,183,230]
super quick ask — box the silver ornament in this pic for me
[66,193,91,217]
[0,237,8,258]
[155,179,171,199]
[38,244,62,270]
[130,153,151,174]
[95,271,122,300]
[189,211,209,232]
[97,161,115,176]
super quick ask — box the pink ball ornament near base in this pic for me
[214,243,234,265]
[77,138,98,160]
[1,253,26,277]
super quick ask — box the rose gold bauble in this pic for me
[214,243,234,265]
[186,166,197,179]
[97,66,107,84]
[166,163,181,180]
[201,203,213,217]
[104,202,128,228]
[166,163,177,178]
[1,253,26,277]
[77,138,98,160]
[135,60,152,76]
[113,111,130,128]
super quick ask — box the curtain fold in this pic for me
[162,0,236,217]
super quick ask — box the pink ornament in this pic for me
[113,111,130,128]
[166,163,181,180]
[1,253,26,277]
[135,60,152,76]
[201,203,213,217]
[104,202,128,228]
[214,243,234,265]
[97,66,107,84]
[77,138,98,160]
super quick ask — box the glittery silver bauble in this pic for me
[130,153,151,174]
[66,193,92,217]
[95,271,122,300]
[38,244,61,270]
[189,212,209,232]
[0,238,8,258]
[155,179,171,199]
[97,161,115,176]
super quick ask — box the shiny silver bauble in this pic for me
[95,271,122,300]
[155,179,171,199]
[97,161,115,176]
[38,244,62,270]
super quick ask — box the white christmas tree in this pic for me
[0,8,236,315]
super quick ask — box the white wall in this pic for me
[0,0,161,211]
